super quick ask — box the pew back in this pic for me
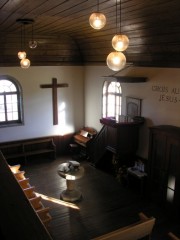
[92,212,155,240]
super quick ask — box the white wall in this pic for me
[1,65,180,159]
[84,66,180,159]
[0,66,84,142]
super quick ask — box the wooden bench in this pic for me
[23,138,56,160]
[92,212,156,240]
[0,138,56,163]
[0,143,25,159]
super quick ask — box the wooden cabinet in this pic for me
[148,125,180,216]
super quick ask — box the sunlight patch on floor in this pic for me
[35,192,80,210]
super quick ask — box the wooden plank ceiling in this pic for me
[0,0,180,68]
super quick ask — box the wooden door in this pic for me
[148,129,167,204]
[166,137,180,216]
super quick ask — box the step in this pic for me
[9,164,21,174]
[36,207,52,228]
[14,171,25,180]
[18,178,30,189]
[29,196,43,210]
[23,186,36,199]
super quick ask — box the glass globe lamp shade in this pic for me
[89,12,106,30]
[106,52,126,71]
[112,34,129,51]
[20,58,31,69]
[29,40,37,49]
[18,51,26,60]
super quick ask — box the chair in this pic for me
[92,212,156,240]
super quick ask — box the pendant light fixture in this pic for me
[106,0,128,71]
[18,51,26,60]
[29,22,37,49]
[112,0,129,52]
[106,51,126,71]
[17,24,26,60]
[89,0,106,30]
[20,58,31,68]
[17,19,34,69]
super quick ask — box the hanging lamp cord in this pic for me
[31,23,34,42]
[97,0,99,12]
[20,25,23,51]
[23,24,26,52]
[119,0,122,33]
[116,0,118,34]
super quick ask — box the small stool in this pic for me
[57,162,84,202]
[69,143,79,159]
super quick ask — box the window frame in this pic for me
[102,80,122,120]
[0,75,24,128]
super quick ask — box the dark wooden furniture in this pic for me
[101,119,141,154]
[92,118,143,167]
[148,125,180,216]
[92,212,155,240]
[103,76,147,83]
[74,127,97,148]
[0,137,56,163]
[73,127,97,159]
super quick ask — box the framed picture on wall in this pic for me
[126,97,142,117]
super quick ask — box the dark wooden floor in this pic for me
[21,155,180,240]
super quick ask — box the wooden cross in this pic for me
[40,78,68,125]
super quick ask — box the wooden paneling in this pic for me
[0,0,180,67]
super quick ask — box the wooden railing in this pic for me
[0,151,52,240]
[87,125,108,165]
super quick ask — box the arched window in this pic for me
[0,76,24,127]
[102,80,122,120]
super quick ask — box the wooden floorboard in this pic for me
[21,156,180,240]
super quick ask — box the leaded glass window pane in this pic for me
[0,77,23,127]
[102,80,122,120]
